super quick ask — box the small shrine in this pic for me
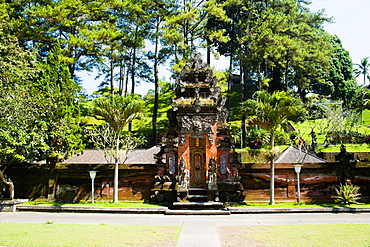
[152,53,244,204]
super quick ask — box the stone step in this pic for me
[187,194,208,202]
[172,201,224,210]
[173,202,224,207]
[188,188,208,195]
[165,209,230,215]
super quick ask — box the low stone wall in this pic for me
[239,162,370,203]
[50,164,157,202]
[4,151,370,203]
[0,200,29,212]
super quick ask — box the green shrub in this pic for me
[333,183,361,205]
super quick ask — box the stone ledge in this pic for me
[11,204,370,214]
[16,205,168,214]
[228,207,370,214]
[165,209,230,215]
[0,199,29,212]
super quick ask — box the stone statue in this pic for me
[154,167,170,187]
[311,130,317,151]
[208,156,218,190]
[226,165,240,182]
[177,157,188,190]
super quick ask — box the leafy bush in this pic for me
[273,130,290,146]
[245,126,269,149]
[325,130,366,145]
[333,183,361,205]
[249,139,264,149]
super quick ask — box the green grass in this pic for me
[221,224,370,246]
[24,201,164,208]
[316,143,370,152]
[230,202,370,208]
[0,223,181,247]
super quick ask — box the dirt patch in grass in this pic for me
[217,225,370,247]
[217,226,265,247]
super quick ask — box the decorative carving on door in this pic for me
[190,138,206,188]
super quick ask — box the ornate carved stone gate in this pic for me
[152,53,244,203]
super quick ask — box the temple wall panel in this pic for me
[5,160,370,203]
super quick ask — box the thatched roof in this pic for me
[274,145,327,164]
[62,146,160,165]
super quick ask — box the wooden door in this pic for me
[189,138,206,188]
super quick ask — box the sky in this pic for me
[79,1,370,95]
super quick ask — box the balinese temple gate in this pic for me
[152,53,244,204]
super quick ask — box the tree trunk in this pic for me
[113,136,120,203]
[118,60,126,96]
[130,25,139,95]
[131,46,137,95]
[241,62,247,148]
[110,49,115,95]
[0,170,14,200]
[207,45,211,65]
[270,158,275,205]
[227,53,233,111]
[152,17,160,146]
[270,134,275,205]
[269,66,284,92]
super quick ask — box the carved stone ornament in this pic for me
[208,156,218,190]
[177,157,188,190]
[168,154,176,174]
[178,115,216,145]
[220,153,228,174]
[217,108,229,123]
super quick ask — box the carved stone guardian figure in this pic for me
[177,157,188,191]
[208,156,218,190]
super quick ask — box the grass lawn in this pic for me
[218,224,370,246]
[0,223,181,247]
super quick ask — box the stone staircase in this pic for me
[165,188,230,215]
[187,188,208,202]
[165,201,229,215]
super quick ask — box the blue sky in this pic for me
[80,1,370,95]
[310,0,370,68]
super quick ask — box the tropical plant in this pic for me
[241,90,307,204]
[91,94,145,203]
[354,57,370,86]
[333,183,361,205]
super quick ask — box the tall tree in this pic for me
[146,0,177,145]
[35,44,85,165]
[162,0,228,73]
[92,94,145,203]
[207,0,332,146]
[15,0,118,78]
[354,57,370,86]
[0,5,83,199]
[242,90,307,204]
[312,36,359,106]
[208,0,333,93]
[0,3,40,199]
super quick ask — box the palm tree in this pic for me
[92,94,144,203]
[354,57,370,86]
[242,90,307,204]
